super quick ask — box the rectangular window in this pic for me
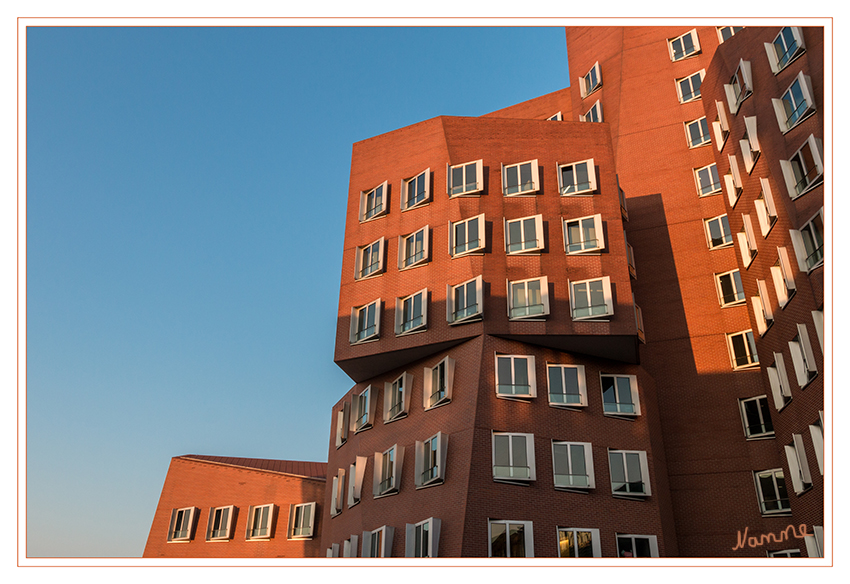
[347,456,368,508]
[784,434,813,494]
[167,507,197,542]
[781,135,824,199]
[767,353,793,411]
[668,29,700,61]
[773,72,816,132]
[728,330,759,370]
[349,299,381,344]
[715,269,745,307]
[713,100,730,150]
[608,450,651,497]
[505,214,544,254]
[327,543,340,557]
[724,154,743,207]
[552,441,595,489]
[395,288,428,335]
[771,248,797,307]
[755,178,778,237]
[342,535,359,558]
[352,386,377,432]
[618,176,629,220]
[405,517,441,558]
[547,364,587,408]
[676,70,704,103]
[810,413,824,476]
[580,61,602,97]
[355,237,385,280]
[804,526,824,558]
[694,163,721,196]
[626,232,636,278]
[334,402,350,448]
[398,226,429,270]
[754,469,791,515]
[740,116,761,173]
[489,520,534,557]
[558,527,601,557]
[705,214,733,249]
[580,100,602,122]
[634,300,645,343]
[373,444,404,497]
[447,275,483,324]
[616,534,659,557]
[206,505,235,541]
[401,168,430,211]
[449,214,486,257]
[423,356,455,410]
[724,59,753,114]
[288,502,316,539]
[383,372,412,423]
[752,279,774,336]
[737,214,758,267]
[685,116,711,147]
[768,549,802,558]
[501,159,539,196]
[246,504,274,540]
[600,374,640,416]
[563,214,603,254]
[415,431,448,488]
[362,526,394,558]
[790,208,824,271]
[492,431,536,482]
[739,396,774,439]
[570,276,613,320]
[717,26,744,43]
[812,310,824,352]
[558,158,597,195]
[508,276,550,320]
[359,181,388,222]
[496,354,537,399]
[330,468,345,516]
[447,159,483,196]
[765,27,806,73]
[789,323,818,387]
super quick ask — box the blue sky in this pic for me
[24,25,570,558]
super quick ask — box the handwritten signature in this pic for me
[733,524,811,551]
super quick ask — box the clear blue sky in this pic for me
[25,25,569,558]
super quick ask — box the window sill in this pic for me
[773,49,806,75]
[495,393,536,402]
[603,412,638,421]
[698,189,722,198]
[805,261,824,275]
[548,402,588,410]
[582,85,602,99]
[565,249,603,256]
[493,478,534,486]
[504,192,540,198]
[554,485,593,493]
[688,141,712,149]
[205,538,232,543]
[355,272,383,282]
[401,201,431,213]
[373,490,399,500]
[789,177,823,200]
[506,250,544,256]
[415,478,444,490]
[732,363,760,371]
[353,424,372,434]
[350,337,380,346]
[383,413,408,425]
[761,511,792,518]
[449,314,483,326]
[287,536,314,541]
[800,373,818,390]
[396,326,428,338]
[781,109,817,135]
[571,317,612,323]
[708,243,734,251]
[509,317,549,322]
[399,260,429,272]
[612,492,650,500]
[424,399,451,412]
[359,213,388,225]
[744,433,776,441]
[560,191,595,197]
[720,300,747,308]
[679,96,703,105]
[448,191,483,198]
[671,51,702,63]
[246,537,272,542]
[451,250,486,259]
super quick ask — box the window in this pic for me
[752,279,774,336]
[812,310,824,352]
[415,431,448,488]
[395,288,428,335]
[167,507,197,542]
[287,502,316,539]
[765,27,806,73]
[492,431,536,482]
[634,300,645,343]
[501,159,539,195]
[327,543,340,557]
[781,135,824,199]
[552,441,595,489]
[715,269,745,307]
[563,214,604,254]
[771,248,797,308]
[676,70,704,103]
[489,520,534,557]
[352,386,377,433]
[618,176,629,220]
[423,356,454,410]
[505,214,544,254]
[359,181,388,222]
[789,324,818,387]
[558,158,597,195]
[616,535,659,557]
[373,444,404,497]
[601,374,641,416]
[355,237,385,280]
[570,276,613,320]
[685,116,711,148]
[608,450,651,496]
[773,72,816,132]
[580,61,602,97]
[558,528,601,557]
[547,364,587,408]
[713,100,730,150]
[580,100,602,123]
[406,517,441,558]
[740,116,760,173]
[790,208,824,271]
[508,276,550,320]
[739,396,774,439]
[449,214,486,257]
[400,168,430,211]
[349,299,381,344]
[767,353,793,411]
[717,26,743,43]
[668,29,700,61]
[342,535,359,558]
[362,526,394,557]
[346,456,368,508]
[384,373,412,423]
[705,214,732,249]
[246,504,274,540]
[206,505,235,541]
[755,178,778,237]
[447,159,483,196]
[626,233,636,278]
[754,469,791,515]
[547,111,563,121]
[447,275,483,324]
[728,330,759,369]
[737,214,758,267]
[694,163,721,196]
[495,354,537,399]
[334,402,350,448]
[803,526,824,558]
[809,412,824,475]
[724,155,743,206]
[768,549,802,558]
[398,226,429,270]
[784,434,813,494]
[330,468,345,516]
[724,59,753,114]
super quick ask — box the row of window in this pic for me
[165,502,317,543]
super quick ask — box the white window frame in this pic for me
[449,213,486,257]
[347,456,368,508]
[790,207,824,272]
[406,517,441,558]
[504,214,544,254]
[781,135,824,200]
[423,356,455,410]
[563,214,604,254]
[713,100,730,151]
[809,412,824,476]
[557,158,597,196]
[495,354,537,400]
[754,469,791,515]
[812,310,824,352]
[352,385,378,433]
[327,543,339,557]
[359,181,388,222]
[765,27,806,74]
[616,534,659,557]
[501,159,540,196]
[552,441,595,490]
[685,116,711,148]
[569,276,613,321]
[579,61,602,98]
[715,269,745,307]
[287,502,317,540]
[557,527,601,558]
[373,444,404,498]
[768,549,802,558]
[447,275,483,325]
[740,116,761,173]
[737,214,758,267]
[349,299,381,344]
[355,236,385,280]
[334,401,350,448]
[676,70,705,104]
[608,449,651,497]
[245,503,275,540]
[727,330,759,370]
[694,162,721,197]
[767,352,793,411]
[492,431,536,483]
[488,520,534,558]
[330,468,345,517]
[383,372,413,423]
[395,288,428,335]
[167,506,198,542]
[773,71,816,133]
[724,155,743,207]
[724,59,753,114]
[804,526,824,558]
[400,168,431,211]
[507,276,550,320]
[547,363,588,408]
[789,323,818,388]
[784,434,813,494]
[738,395,774,439]
[342,534,359,558]
[361,525,394,558]
[755,178,778,237]
[668,29,700,61]
[752,279,774,336]
[771,247,797,308]
[398,226,430,270]
[600,373,641,417]
[447,159,484,197]
[415,431,448,489]
[717,26,743,43]
[206,505,235,541]
[547,111,563,121]
[580,100,602,123]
